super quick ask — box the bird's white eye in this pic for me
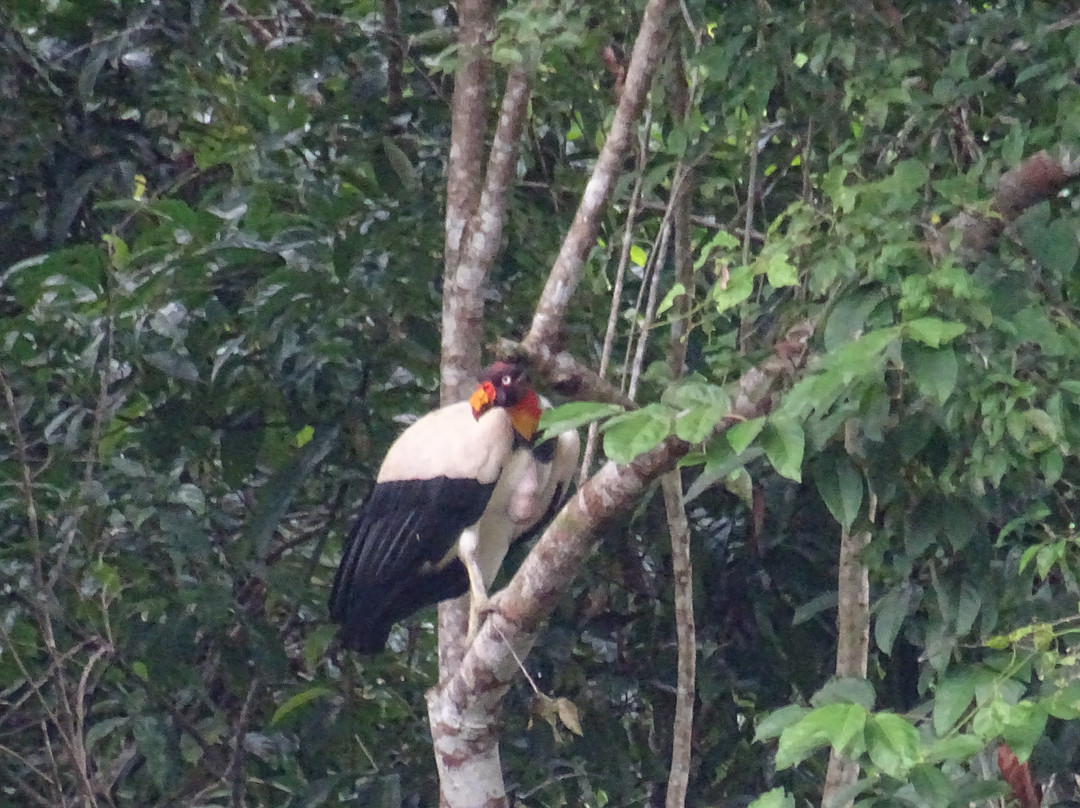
[502,374,513,386]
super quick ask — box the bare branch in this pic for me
[442,65,532,401]
[432,320,815,738]
[525,0,676,353]
[581,106,654,475]
[495,338,636,409]
[822,426,877,808]
[665,56,696,805]
[382,0,403,111]
[442,0,493,280]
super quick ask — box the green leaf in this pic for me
[1019,215,1079,273]
[748,788,794,808]
[713,265,754,313]
[675,405,728,444]
[903,343,958,405]
[775,703,867,769]
[539,401,625,439]
[755,704,810,741]
[694,229,740,270]
[762,417,804,482]
[874,584,913,656]
[146,351,200,383]
[657,282,686,316]
[381,136,418,190]
[661,379,730,410]
[602,404,675,464]
[889,159,929,192]
[924,734,984,763]
[904,317,966,348]
[295,425,315,448]
[865,712,921,778]
[932,672,976,735]
[630,244,648,267]
[811,677,876,710]
[815,452,863,531]
[910,762,951,808]
[765,251,798,288]
[998,701,1048,761]
[727,417,766,454]
[791,591,838,625]
[271,686,334,726]
[244,425,341,563]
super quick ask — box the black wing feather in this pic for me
[329,476,494,653]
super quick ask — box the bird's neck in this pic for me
[508,390,542,442]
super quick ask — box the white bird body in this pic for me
[329,362,580,653]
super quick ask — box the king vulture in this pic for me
[329,360,580,653]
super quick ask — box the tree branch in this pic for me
[525,0,675,353]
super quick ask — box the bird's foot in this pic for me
[466,593,499,644]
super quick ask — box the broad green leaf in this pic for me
[904,317,966,348]
[754,704,809,741]
[874,584,913,656]
[630,244,648,267]
[824,290,884,351]
[775,703,867,769]
[382,136,418,190]
[791,590,838,625]
[924,734,984,763]
[1019,215,1079,273]
[903,343,958,405]
[815,452,863,531]
[932,672,975,735]
[602,404,675,464]
[694,229,740,270]
[295,424,315,448]
[998,701,1048,761]
[661,379,730,410]
[675,405,728,444]
[271,686,334,726]
[1046,680,1080,720]
[713,266,754,313]
[748,788,794,808]
[539,401,625,439]
[726,417,766,453]
[883,159,929,194]
[865,712,921,778]
[657,282,686,316]
[910,762,951,808]
[810,677,876,710]
[765,251,799,288]
[762,417,804,482]
[146,350,200,383]
[244,425,341,562]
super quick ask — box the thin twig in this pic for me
[581,106,654,478]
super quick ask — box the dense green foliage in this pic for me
[2,1,1079,806]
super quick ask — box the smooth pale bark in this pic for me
[821,524,870,808]
[525,0,675,352]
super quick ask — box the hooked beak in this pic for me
[469,381,497,419]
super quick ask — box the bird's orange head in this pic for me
[469,360,542,440]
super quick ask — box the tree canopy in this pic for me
[2,1,1079,807]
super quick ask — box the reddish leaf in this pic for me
[997,743,1042,808]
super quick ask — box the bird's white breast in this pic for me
[376,400,515,485]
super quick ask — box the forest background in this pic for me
[2,1,1080,807]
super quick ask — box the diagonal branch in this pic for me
[441,65,532,401]
[432,319,814,719]
[525,0,675,352]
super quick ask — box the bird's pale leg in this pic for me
[458,527,491,643]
